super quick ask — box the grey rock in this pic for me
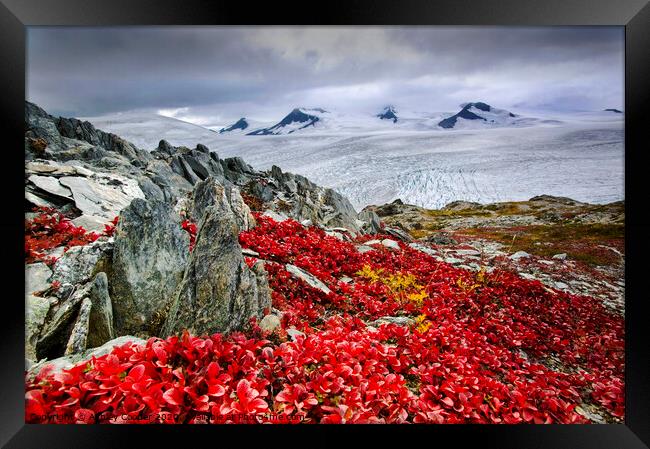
[575,405,607,424]
[510,251,531,260]
[71,214,109,232]
[373,199,407,216]
[195,143,210,154]
[145,159,193,200]
[182,153,210,179]
[59,173,145,220]
[286,328,306,342]
[25,191,58,209]
[162,205,271,337]
[28,335,147,380]
[137,175,166,202]
[36,287,85,360]
[356,245,375,254]
[222,157,255,183]
[50,240,112,286]
[425,233,458,245]
[552,253,568,260]
[408,243,438,257]
[364,239,382,246]
[184,151,225,182]
[55,115,145,162]
[110,198,189,336]
[190,178,254,231]
[385,226,413,242]
[28,175,73,199]
[65,297,92,355]
[242,248,260,257]
[174,155,201,185]
[325,230,346,241]
[259,314,281,333]
[444,257,464,265]
[26,294,51,361]
[358,209,382,234]
[381,239,401,250]
[226,185,256,231]
[253,165,361,233]
[263,209,289,222]
[86,272,114,348]
[452,249,481,256]
[369,316,415,327]
[156,139,176,156]
[25,161,62,175]
[26,263,52,294]
[285,264,331,294]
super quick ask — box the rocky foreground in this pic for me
[24,102,623,424]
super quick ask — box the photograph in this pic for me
[23,25,626,425]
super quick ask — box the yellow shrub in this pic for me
[356,264,429,306]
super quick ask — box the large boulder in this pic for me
[189,177,255,231]
[109,198,189,336]
[162,205,271,337]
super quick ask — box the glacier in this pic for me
[84,110,624,211]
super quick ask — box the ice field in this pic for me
[85,110,624,210]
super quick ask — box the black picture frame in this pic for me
[1,0,649,447]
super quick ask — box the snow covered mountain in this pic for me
[219,118,249,134]
[377,106,398,123]
[81,106,622,211]
[438,102,531,129]
[247,108,324,135]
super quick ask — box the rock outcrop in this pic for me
[109,198,189,336]
[23,100,384,365]
[188,177,255,232]
[162,204,271,337]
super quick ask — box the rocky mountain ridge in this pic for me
[25,101,382,371]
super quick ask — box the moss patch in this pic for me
[456,223,624,266]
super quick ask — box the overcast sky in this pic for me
[27,26,624,127]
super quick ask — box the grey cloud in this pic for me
[27,26,624,121]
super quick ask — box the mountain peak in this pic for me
[377,105,398,123]
[247,108,320,135]
[461,102,492,112]
[439,103,519,129]
[219,118,249,134]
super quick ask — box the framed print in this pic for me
[1,0,649,447]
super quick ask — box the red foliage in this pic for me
[25,213,624,424]
[103,217,119,237]
[181,219,197,251]
[25,207,99,265]
[25,207,120,266]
